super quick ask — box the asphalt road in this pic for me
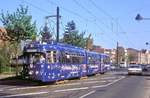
[0,70,150,98]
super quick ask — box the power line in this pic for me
[46,0,106,37]
[23,0,118,48]
[73,0,111,30]
[116,20,136,48]
[88,0,114,19]
[87,0,136,48]
[22,0,50,14]
[46,0,91,22]
[73,0,120,46]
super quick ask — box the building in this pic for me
[127,48,139,64]
[92,44,150,65]
[138,49,150,64]
[92,45,104,53]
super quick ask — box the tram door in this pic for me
[46,50,61,81]
[100,55,105,74]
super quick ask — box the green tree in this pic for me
[128,54,135,63]
[0,5,37,42]
[40,24,53,42]
[63,20,87,48]
[0,46,10,73]
[0,5,37,75]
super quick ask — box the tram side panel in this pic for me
[59,49,87,79]
[86,51,100,75]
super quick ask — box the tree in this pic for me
[0,5,37,42]
[63,20,87,48]
[0,46,10,73]
[40,24,53,42]
[0,5,37,75]
[128,54,135,63]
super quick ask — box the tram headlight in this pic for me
[29,71,33,75]
[47,65,50,69]
[41,65,44,68]
[35,71,39,75]
[30,64,33,68]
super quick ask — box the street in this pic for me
[0,70,150,98]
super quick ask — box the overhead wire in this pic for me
[22,0,58,40]
[72,0,117,46]
[73,0,111,30]
[88,0,114,19]
[22,0,50,14]
[22,0,135,49]
[46,0,107,41]
[88,0,136,48]
[46,0,92,22]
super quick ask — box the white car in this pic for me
[128,65,142,75]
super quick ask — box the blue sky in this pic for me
[1,0,150,50]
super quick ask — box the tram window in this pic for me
[61,52,66,63]
[88,56,97,65]
[101,57,104,63]
[29,53,45,64]
[72,56,77,64]
[53,51,57,63]
[65,54,71,64]
[88,56,93,64]
[47,51,57,63]
[104,57,110,64]
[61,52,84,64]
[103,58,106,64]
[79,56,84,64]
[72,56,80,64]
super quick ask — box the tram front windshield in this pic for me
[27,52,46,64]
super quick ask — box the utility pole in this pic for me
[116,42,119,67]
[45,6,61,42]
[56,7,59,42]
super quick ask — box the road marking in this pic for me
[1,91,48,98]
[52,80,107,87]
[54,87,89,92]
[86,78,97,81]
[84,80,106,84]
[105,77,125,86]
[9,85,47,91]
[79,91,95,98]
[92,76,125,88]
[0,89,3,91]
[101,76,117,80]
[0,86,17,91]
[65,83,81,86]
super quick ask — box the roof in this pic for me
[0,27,7,33]
[0,27,10,40]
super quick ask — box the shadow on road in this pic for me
[0,76,55,86]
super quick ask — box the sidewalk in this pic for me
[0,73,15,79]
[145,77,150,98]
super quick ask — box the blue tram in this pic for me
[99,53,110,74]
[86,51,100,75]
[23,42,110,82]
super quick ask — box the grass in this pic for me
[0,66,16,73]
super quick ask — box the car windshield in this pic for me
[129,65,141,68]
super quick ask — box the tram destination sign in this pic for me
[26,49,37,52]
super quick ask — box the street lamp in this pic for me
[135,14,150,21]
[146,42,149,45]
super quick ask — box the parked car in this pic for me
[128,65,142,75]
[146,65,150,71]
[142,64,150,71]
